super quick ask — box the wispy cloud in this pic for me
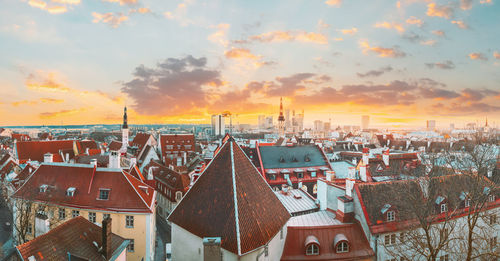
[426,3,455,19]
[39,108,88,119]
[406,16,424,26]
[432,30,446,37]
[208,23,230,47]
[374,21,405,33]
[468,52,488,61]
[325,0,342,7]
[92,12,129,28]
[28,0,71,14]
[460,0,473,10]
[339,27,358,35]
[451,20,469,29]
[425,60,455,70]
[102,0,137,6]
[357,66,393,78]
[248,30,328,44]
[494,51,500,60]
[359,41,406,58]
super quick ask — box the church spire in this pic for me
[122,106,128,129]
[278,97,285,137]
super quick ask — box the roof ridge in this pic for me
[230,142,242,256]
[121,170,154,211]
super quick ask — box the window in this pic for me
[127,239,135,252]
[88,212,96,223]
[72,210,80,218]
[268,174,276,180]
[489,195,495,202]
[440,203,448,213]
[126,215,134,228]
[39,184,48,192]
[58,208,66,220]
[280,229,283,240]
[297,173,304,179]
[387,211,395,222]
[166,145,173,150]
[384,234,396,245]
[399,232,406,242]
[99,189,110,200]
[103,213,110,221]
[66,187,76,197]
[439,254,449,261]
[336,241,349,253]
[465,198,470,208]
[490,236,497,249]
[310,171,316,178]
[385,258,396,261]
[175,191,183,201]
[490,214,497,225]
[305,244,319,255]
[284,174,289,180]
[27,223,32,235]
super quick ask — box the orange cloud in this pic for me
[469,52,487,61]
[494,51,500,60]
[225,48,260,60]
[208,23,230,47]
[339,27,358,35]
[406,16,423,26]
[420,39,436,46]
[25,72,71,92]
[451,20,469,29]
[39,108,88,119]
[426,3,454,19]
[359,41,406,58]
[325,0,342,7]
[250,31,327,44]
[27,0,73,14]
[480,0,492,4]
[432,30,445,37]
[374,21,405,33]
[102,0,137,5]
[11,98,64,107]
[92,12,129,28]
[52,0,80,4]
[130,7,151,14]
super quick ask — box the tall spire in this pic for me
[122,106,128,129]
[278,97,285,136]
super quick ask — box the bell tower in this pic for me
[121,106,129,153]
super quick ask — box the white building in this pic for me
[211,114,226,137]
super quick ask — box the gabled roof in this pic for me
[145,161,189,192]
[131,133,153,152]
[108,140,122,151]
[168,137,290,255]
[12,163,155,213]
[16,216,128,261]
[15,140,76,162]
[258,145,330,170]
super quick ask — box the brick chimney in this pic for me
[44,153,53,163]
[102,217,113,260]
[336,196,354,223]
[203,237,222,261]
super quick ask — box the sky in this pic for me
[0,0,499,128]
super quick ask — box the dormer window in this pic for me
[336,241,349,253]
[66,187,76,197]
[387,210,395,222]
[489,194,495,202]
[304,155,311,162]
[305,235,320,256]
[292,156,298,162]
[465,198,471,208]
[279,156,285,163]
[440,203,448,213]
[175,191,183,202]
[99,189,110,200]
[39,184,48,193]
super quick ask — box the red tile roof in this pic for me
[16,216,127,261]
[12,133,31,141]
[12,163,155,213]
[15,140,76,163]
[131,133,153,152]
[281,222,374,260]
[159,134,195,164]
[108,140,122,151]
[168,137,290,255]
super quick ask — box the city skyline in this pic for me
[1,0,499,127]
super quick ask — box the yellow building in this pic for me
[12,163,156,261]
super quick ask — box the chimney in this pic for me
[65,153,69,162]
[359,165,367,182]
[129,157,137,167]
[336,196,354,223]
[203,237,222,261]
[85,147,89,155]
[325,170,334,181]
[43,153,53,163]
[183,151,187,165]
[383,149,390,166]
[90,158,98,167]
[102,217,113,260]
[362,148,369,164]
[346,167,355,197]
[109,151,120,169]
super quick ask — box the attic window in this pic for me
[336,241,349,253]
[39,184,48,193]
[440,203,448,213]
[66,187,76,197]
[304,155,311,162]
[387,211,395,222]
[306,244,319,255]
[489,195,495,202]
[292,156,298,162]
[99,189,110,200]
[279,156,285,163]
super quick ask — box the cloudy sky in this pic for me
[1,0,499,128]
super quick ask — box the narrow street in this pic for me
[0,195,13,259]
[154,214,171,261]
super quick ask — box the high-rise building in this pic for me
[314,120,324,132]
[285,109,291,130]
[324,122,331,132]
[265,116,274,129]
[426,120,436,131]
[211,114,225,137]
[258,115,266,129]
[361,115,369,130]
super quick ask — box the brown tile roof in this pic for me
[168,137,291,255]
[12,163,155,213]
[131,133,152,152]
[108,140,122,151]
[281,222,374,260]
[15,140,76,163]
[16,216,127,261]
[356,174,498,233]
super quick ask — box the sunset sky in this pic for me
[0,0,499,128]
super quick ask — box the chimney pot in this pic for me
[102,217,113,260]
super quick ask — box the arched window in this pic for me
[306,244,319,255]
[336,241,349,253]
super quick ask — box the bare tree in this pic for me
[13,197,34,245]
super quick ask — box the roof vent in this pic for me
[139,185,149,195]
[39,184,48,193]
[28,256,36,261]
[66,187,76,197]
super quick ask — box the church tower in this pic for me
[278,97,285,137]
[121,106,129,153]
